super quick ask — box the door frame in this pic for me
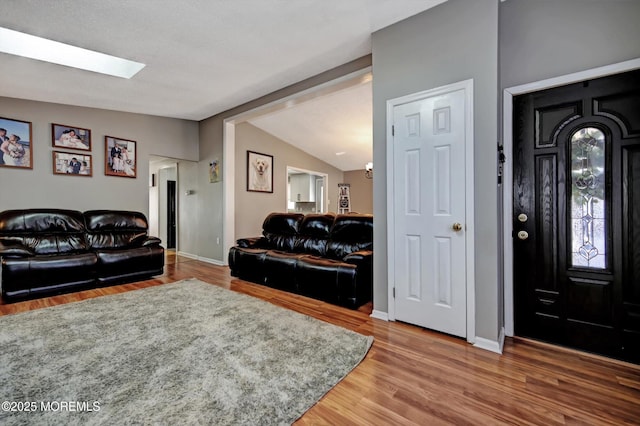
[502,58,640,337]
[285,166,329,213]
[386,79,476,344]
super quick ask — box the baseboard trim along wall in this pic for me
[177,251,225,266]
[370,310,389,321]
[473,327,505,354]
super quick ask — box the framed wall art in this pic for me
[52,123,91,151]
[0,116,33,169]
[105,136,136,178]
[53,151,92,176]
[247,150,273,193]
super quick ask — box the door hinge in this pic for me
[392,125,395,136]
[393,287,395,298]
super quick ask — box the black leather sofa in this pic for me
[228,212,372,309]
[0,209,164,301]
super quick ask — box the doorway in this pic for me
[512,68,640,362]
[166,180,177,249]
[386,79,475,341]
[286,166,327,213]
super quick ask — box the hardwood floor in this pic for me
[2,253,639,425]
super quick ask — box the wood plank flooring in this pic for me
[2,252,639,425]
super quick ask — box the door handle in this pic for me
[517,230,529,240]
[452,223,463,231]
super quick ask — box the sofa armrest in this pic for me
[236,236,267,248]
[0,240,34,258]
[142,236,162,247]
[343,250,373,266]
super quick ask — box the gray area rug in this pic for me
[0,278,373,425]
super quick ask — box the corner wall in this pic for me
[372,0,500,340]
[343,170,373,214]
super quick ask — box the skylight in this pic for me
[0,27,145,79]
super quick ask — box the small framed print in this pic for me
[53,151,92,176]
[105,136,136,178]
[247,150,273,193]
[0,116,33,169]
[52,123,91,151]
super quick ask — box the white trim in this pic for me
[177,251,225,266]
[370,310,389,321]
[474,327,505,354]
[386,79,475,344]
[222,67,372,266]
[502,58,640,337]
[222,121,235,266]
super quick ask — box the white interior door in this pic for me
[392,85,468,337]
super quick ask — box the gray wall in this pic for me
[372,0,500,340]
[198,56,371,262]
[500,0,640,90]
[343,169,373,214]
[0,96,199,240]
[235,123,343,239]
[499,0,640,334]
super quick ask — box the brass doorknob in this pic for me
[517,230,529,240]
[453,223,463,231]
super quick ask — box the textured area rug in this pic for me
[0,278,372,425]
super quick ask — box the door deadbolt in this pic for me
[517,213,528,223]
[517,230,529,240]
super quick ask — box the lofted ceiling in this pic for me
[0,0,446,169]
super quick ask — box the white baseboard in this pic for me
[177,251,225,266]
[176,251,198,260]
[473,327,505,354]
[370,310,389,321]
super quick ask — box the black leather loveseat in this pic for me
[0,209,164,301]
[228,212,372,309]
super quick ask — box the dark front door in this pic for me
[513,68,640,362]
[167,180,176,249]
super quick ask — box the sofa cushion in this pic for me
[262,213,304,251]
[326,214,373,260]
[0,209,88,255]
[84,210,149,249]
[293,213,334,256]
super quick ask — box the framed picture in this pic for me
[247,150,273,193]
[209,158,221,183]
[0,116,33,169]
[105,136,136,178]
[52,151,92,176]
[52,123,91,151]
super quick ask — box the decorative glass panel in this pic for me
[570,127,606,269]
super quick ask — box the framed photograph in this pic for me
[105,136,136,178]
[52,123,91,151]
[247,150,273,193]
[209,158,221,183]
[0,116,33,169]
[52,151,92,176]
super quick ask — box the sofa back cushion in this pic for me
[326,214,373,259]
[293,213,335,256]
[84,210,149,249]
[262,213,303,251]
[0,209,88,255]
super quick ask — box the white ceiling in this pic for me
[0,0,446,169]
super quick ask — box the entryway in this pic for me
[512,68,640,362]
